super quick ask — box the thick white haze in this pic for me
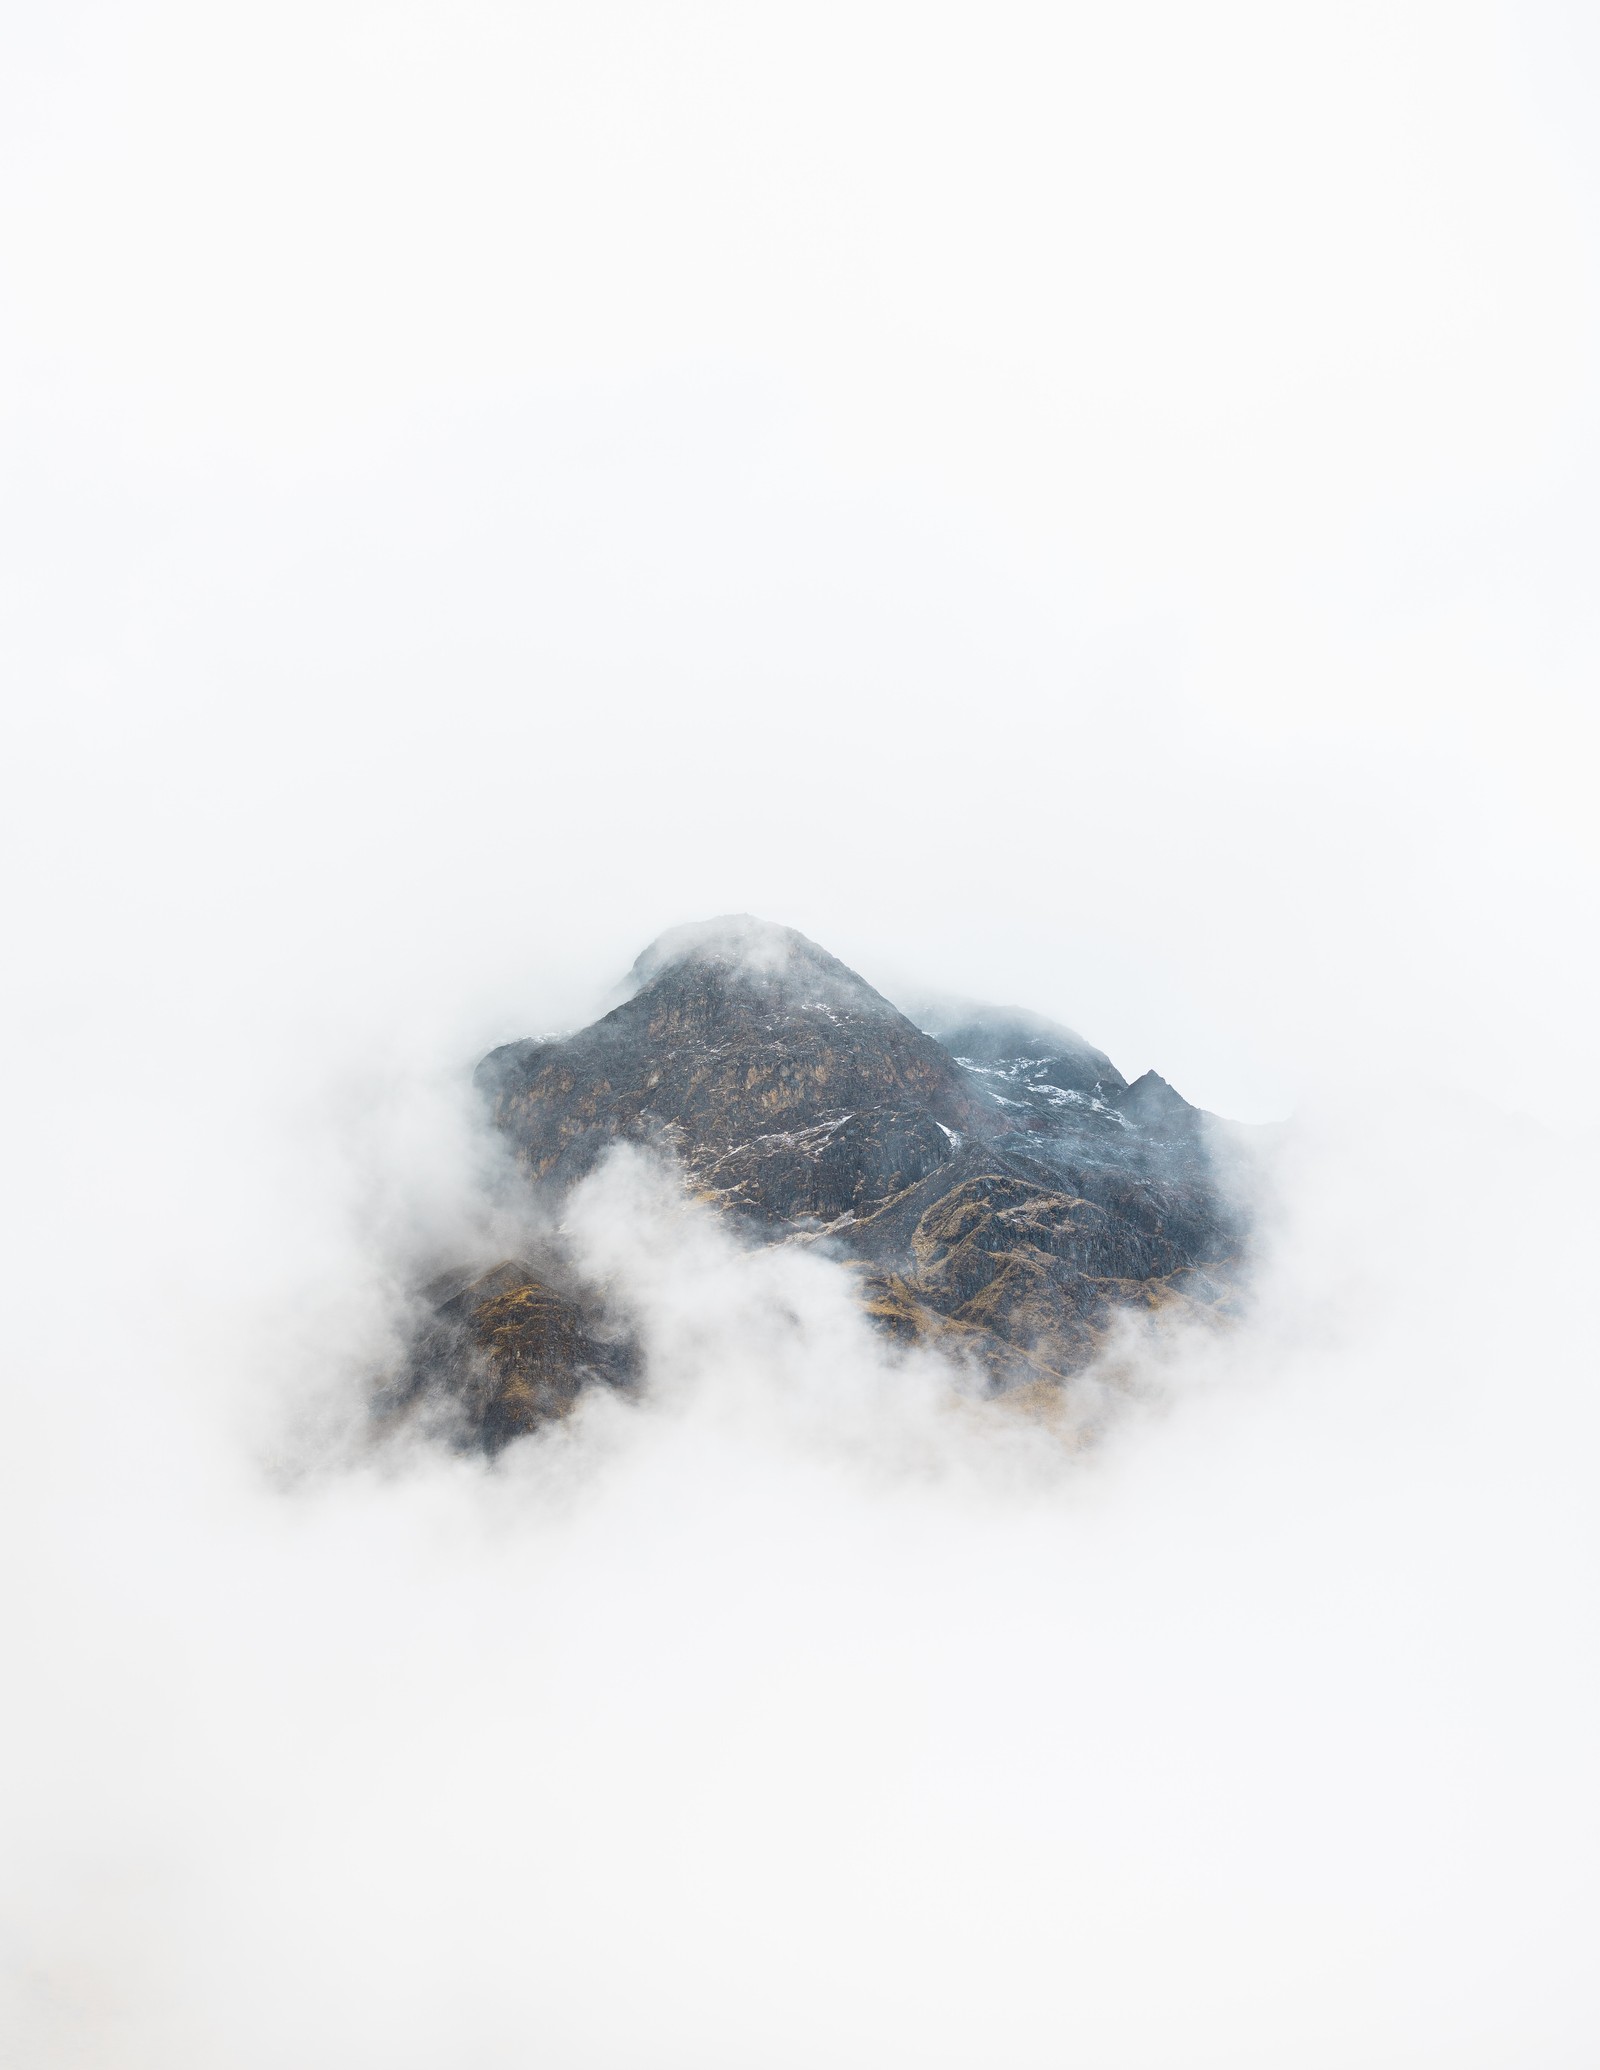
[3,2,1599,2063]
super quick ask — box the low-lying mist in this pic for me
[4,1013,1596,2069]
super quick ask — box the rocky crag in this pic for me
[392,916,1251,1446]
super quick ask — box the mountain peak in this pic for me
[912,997,1127,1099]
[625,914,897,1020]
[1112,1069,1198,1128]
[630,913,818,981]
[477,916,976,1213]
[628,913,860,990]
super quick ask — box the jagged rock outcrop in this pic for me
[402,916,1251,1444]
[917,1000,1128,1103]
[386,1259,637,1450]
[475,916,979,1225]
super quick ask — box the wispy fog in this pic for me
[4,1,1599,2062]
[3,1009,1596,2064]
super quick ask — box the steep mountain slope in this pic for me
[388,1261,638,1449]
[476,915,979,1224]
[401,916,1250,1444]
[916,999,1127,1102]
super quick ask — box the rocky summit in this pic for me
[391,916,1252,1446]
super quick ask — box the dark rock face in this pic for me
[918,1001,1128,1103]
[388,1260,637,1452]
[476,916,979,1225]
[404,916,1251,1442]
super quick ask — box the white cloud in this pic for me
[3,1068,1597,2066]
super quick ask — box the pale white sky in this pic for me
[5,0,1598,1118]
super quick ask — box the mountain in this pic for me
[476,915,977,1224]
[392,916,1250,1446]
[913,999,1127,1102]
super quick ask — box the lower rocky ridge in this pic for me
[382,1259,638,1451]
[393,916,1255,1449]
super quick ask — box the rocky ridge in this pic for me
[392,916,1251,1446]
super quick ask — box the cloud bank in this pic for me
[3,1038,1596,2067]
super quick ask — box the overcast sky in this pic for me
[4,0,1597,1120]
